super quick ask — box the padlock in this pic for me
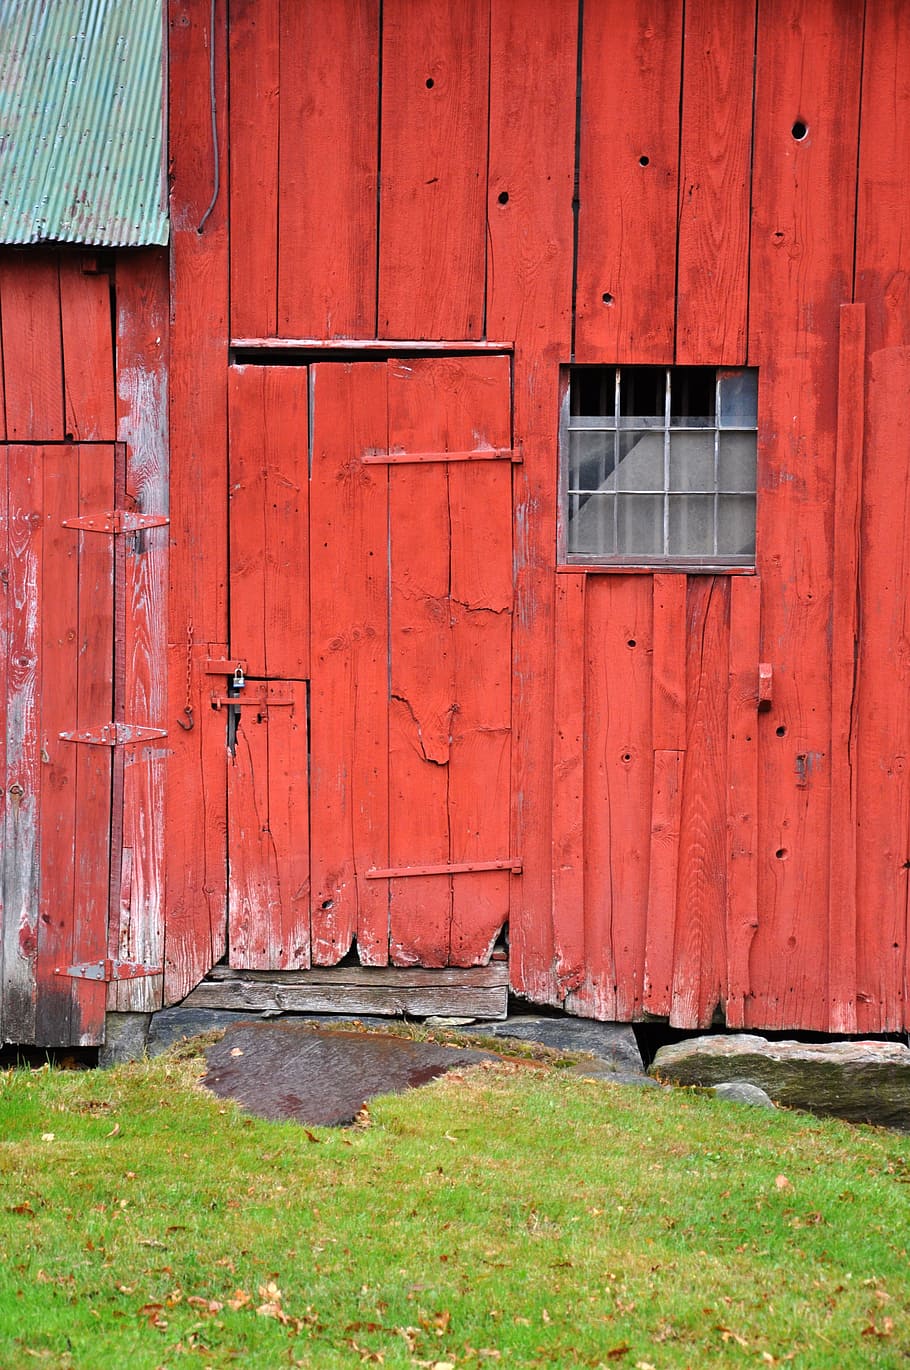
[232,666,245,691]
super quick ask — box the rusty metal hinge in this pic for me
[59,723,167,746]
[61,511,169,534]
[55,959,162,982]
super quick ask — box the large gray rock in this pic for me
[650,1034,910,1129]
[99,1012,151,1067]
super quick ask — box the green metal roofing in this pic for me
[0,0,167,246]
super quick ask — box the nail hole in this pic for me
[321,899,334,910]
[627,638,636,648]
[639,155,650,166]
[776,725,787,737]
[776,848,788,860]
[497,191,509,205]
[621,752,632,763]
[425,77,434,88]
[791,120,808,141]
[602,291,614,305]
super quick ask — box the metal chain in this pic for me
[177,621,195,731]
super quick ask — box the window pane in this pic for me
[668,495,714,555]
[571,367,617,418]
[719,369,758,427]
[718,431,756,489]
[670,366,715,427]
[615,431,664,491]
[669,432,715,491]
[568,492,615,555]
[619,366,665,427]
[569,430,614,492]
[617,495,663,556]
[717,495,756,556]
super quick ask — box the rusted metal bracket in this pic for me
[62,511,169,534]
[365,858,523,879]
[59,723,167,746]
[55,959,162,982]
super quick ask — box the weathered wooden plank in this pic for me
[387,365,455,965]
[747,0,862,1029]
[59,258,116,441]
[0,444,7,1036]
[229,686,309,969]
[575,0,683,363]
[34,447,80,1046]
[551,572,586,997]
[164,0,229,1005]
[827,305,865,1033]
[0,254,63,440]
[278,0,379,338]
[446,363,513,966]
[486,0,577,1008]
[671,578,729,1028]
[68,444,115,1043]
[379,0,489,339]
[855,0,910,358]
[853,0,910,1033]
[110,251,169,1014]
[207,962,508,987]
[675,0,755,365]
[310,362,390,966]
[182,977,508,1020]
[228,366,308,678]
[229,0,278,338]
[725,574,761,1029]
[643,575,687,1016]
[1,444,40,1042]
[570,577,653,1021]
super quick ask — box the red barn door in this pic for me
[226,355,515,971]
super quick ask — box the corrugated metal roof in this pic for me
[0,0,167,246]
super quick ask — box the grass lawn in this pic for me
[1,1034,909,1369]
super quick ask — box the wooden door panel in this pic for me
[227,684,309,970]
[307,356,514,969]
[1,445,115,1046]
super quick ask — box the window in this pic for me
[562,366,758,567]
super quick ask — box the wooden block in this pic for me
[725,575,761,1029]
[60,258,116,440]
[0,255,63,440]
[182,971,508,1020]
[551,573,586,996]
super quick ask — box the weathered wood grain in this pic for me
[309,362,390,966]
[747,0,862,1029]
[183,966,508,1019]
[671,578,729,1028]
[60,259,116,441]
[575,0,683,362]
[164,0,230,1005]
[379,0,489,339]
[229,0,278,338]
[827,304,865,1033]
[0,254,63,440]
[228,366,308,678]
[551,572,586,997]
[676,0,755,365]
[278,0,379,337]
[111,252,169,1014]
[725,574,761,1028]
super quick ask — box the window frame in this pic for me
[557,365,759,573]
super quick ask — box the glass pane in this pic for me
[617,494,663,557]
[717,495,756,557]
[718,432,756,490]
[670,366,715,427]
[567,414,617,430]
[569,430,614,492]
[619,366,665,427]
[719,370,758,427]
[568,492,615,555]
[669,432,715,492]
[571,367,617,418]
[615,430,664,491]
[668,495,714,556]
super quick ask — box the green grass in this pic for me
[1,1041,909,1369]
